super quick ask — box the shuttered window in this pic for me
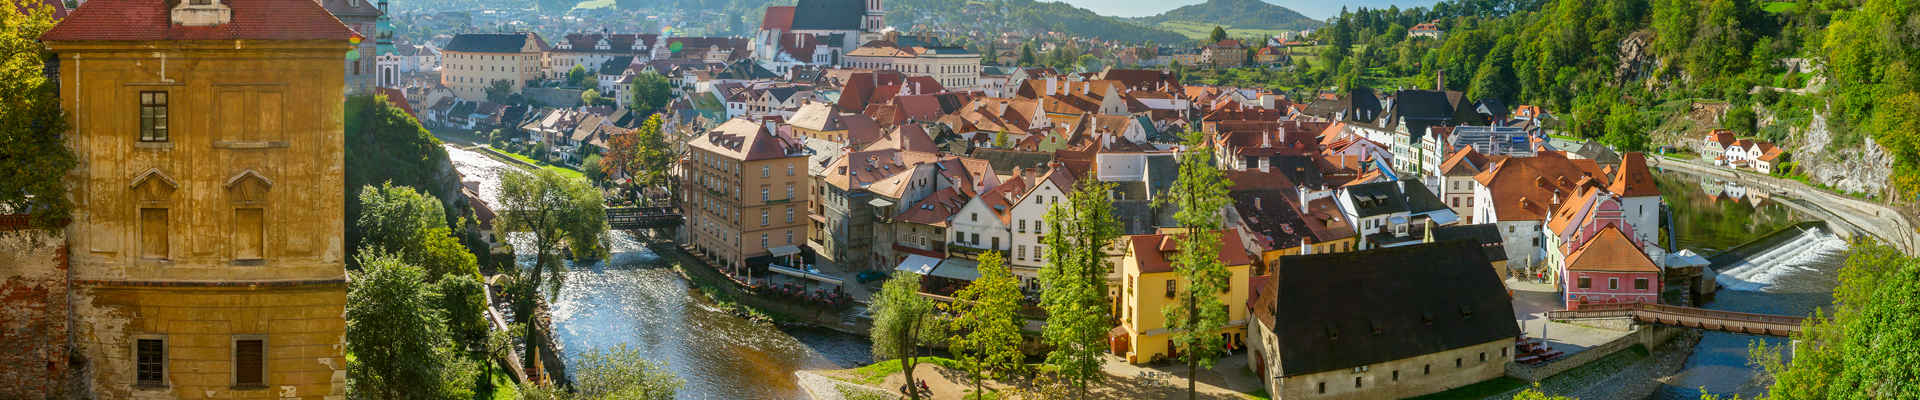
[234,338,265,386]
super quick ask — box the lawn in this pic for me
[572,0,615,10]
[1403,377,1528,400]
[1157,21,1292,41]
[1244,388,1273,399]
[483,146,589,181]
[1761,1,1795,13]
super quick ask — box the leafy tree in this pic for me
[1602,103,1650,152]
[1040,180,1121,399]
[1019,43,1038,67]
[870,272,942,400]
[356,182,480,280]
[1159,129,1233,400]
[485,79,515,104]
[567,64,592,88]
[1208,26,1228,43]
[627,71,673,116]
[519,344,685,400]
[345,94,455,261]
[1468,36,1520,103]
[581,89,613,107]
[1723,106,1758,135]
[1754,241,1920,399]
[346,252,476,399]
[0,0,78,233]
[436,273,490,345]
[945,251,1024,399]
[494,167,606,366]
[583,154,607,183]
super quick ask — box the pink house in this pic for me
[1562,226,1661,309]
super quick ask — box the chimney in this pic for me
[1045,75,1057,96]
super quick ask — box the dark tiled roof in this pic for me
[1344,180,1409,218]
[969,148,1053,176]
[42,0,357,41]
[1260,240,1520,377]
[597,56,634,75]
[790,0,864,31]
[1401,179,1449,215]
[444,33,538,53]
[1428,224,1507,262]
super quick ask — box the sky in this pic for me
[1056,0,1443,21]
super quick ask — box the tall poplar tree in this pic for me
[1040,180,1121,399]
[946,251,1024,399]
[1159,130,1232,400]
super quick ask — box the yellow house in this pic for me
[1115,229,1255,364]
[41,0,354,397]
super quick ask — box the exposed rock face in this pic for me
[1615,32,1657,85]
[1796,111,1894,195]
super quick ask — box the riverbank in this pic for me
[1649,154,1918,254]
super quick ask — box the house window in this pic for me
[233,336,266,387]
[761,234,768,247]
[762,188,769,202]
[762,165,771,177]
[786,207,794,223]
[1018,220,1026,232]
[1480,352,1487,362]
[787,230,794,245]
[1392,370,1399,381]
[1578,277,1591,289]
[1424,365,1430,375]
[787,184,795,199]
[1164,280,1176,298]
[1356,377,1363,388]
[141,208,169,259]
[1034,196,1042,204]
[971,233,980,244]
[991,236,1000,249]
[761,210,769,226]
[971,213,977,222]
[788,163,795,176]
[135,337,166,386]
[1635,278,1649,290]
[1318,382,1326,394]
[1609,278,1620,290]
[140,91,169,142]
[1456,358,1463,368]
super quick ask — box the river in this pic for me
[446,145,874,400]
[1647,168,1848,399]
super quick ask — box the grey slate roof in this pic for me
[1400,179,1449,215]
[1428,224,1508,262]
[970,148,1053,176]
[1260,240,1520,377]
[597,56,634,75]
[790,0,865,31]
[1574,141,1622,165]
[445,33,536,53]
[1344,180,1410,218]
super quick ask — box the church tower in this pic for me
[374,0,400,88]
[865,0,884,33]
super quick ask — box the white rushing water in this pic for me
[444,145,513,205]
[1713,226,1849,292]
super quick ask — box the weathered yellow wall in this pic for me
[48,39,350,399]
[1119,246,1250,364]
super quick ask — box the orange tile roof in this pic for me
[1608,153,1661,197]
[1127,229,1253,274]
[1563,226,1658,273]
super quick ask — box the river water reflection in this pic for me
[1649,168,1847,399]
[446,146,873,399]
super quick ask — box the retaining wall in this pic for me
[1506,325,1685,382]
[1649,155,1918,254]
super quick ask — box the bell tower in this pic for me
[865,0,884,33]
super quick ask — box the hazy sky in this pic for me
[1057,0,1444,21]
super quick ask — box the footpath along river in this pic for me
[447,145,873,400]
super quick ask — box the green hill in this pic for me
[888,0,1191,44]
[1139,0,1323,34]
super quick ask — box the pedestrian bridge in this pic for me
[1547,302,1805,338]
[606,206,684,229]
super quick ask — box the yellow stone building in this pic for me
[1114,229,1255,364]
[40,0,355,397]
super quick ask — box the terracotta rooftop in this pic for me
[1126,229,1253,274]
[1563,226,1658,273]
[41,0,357,42]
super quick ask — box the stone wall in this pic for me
[1275,339,1514,400]
[524,88,585,108]
[0,230,75,398]
[1506,325,1685,382]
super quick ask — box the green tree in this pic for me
[1208,26,1228,43]
[0,0,78,232]
[1723,106,1758,135]
[1468,36,1520,103]
[567,64,592,87]
[346,252,476,399]
[485,79,516,104]
[870,272,942,400]
[1755,241,1920,399]
[992,131,1011,149]
[1039,180,1121,399]
[345,94,454,261]
[1019,43,1039,67]
[1602,103,1650,152]
[627,71,673,116]
[494,167,606,366]
[436,274,490,345]
[582,89,614,107]
[945,251,1024,399]
[1159,129,1233,400]
[583,154,607,183]
[357,183,480,280]
[519,344,685,400]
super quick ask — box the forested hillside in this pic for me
[1198,0,1918,198]
[886,0,1192,44]
[1138,0,1324,32]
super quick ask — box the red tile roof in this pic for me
[376,87,416,120]
[760,5,795,31]
[1563,226,1658,273]
[1608,153,1661,198]
[41,0,357,42]
[1127,229,1253,274]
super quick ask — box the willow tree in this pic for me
[494,167,605,366]
[946,251,1024,399]
[1039,180,1121,399]
[1159,129,1232,400]
[870,272,942,400]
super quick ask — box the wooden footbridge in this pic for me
[606,206,684,229]
[1547,302,1805,338]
